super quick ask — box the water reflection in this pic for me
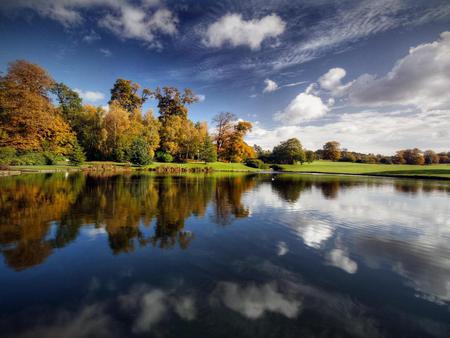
[0,172,449,337]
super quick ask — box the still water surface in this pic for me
[0,172,449,337]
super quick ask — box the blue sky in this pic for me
[1,0,449,154]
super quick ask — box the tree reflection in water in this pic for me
[0,172,447,271]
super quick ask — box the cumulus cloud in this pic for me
[318,67,349,96]
[274,89,330,124]
[99,7,177,45]
[263,79,279,93]
[347,31,450,110]
[74,89,105,102]
[213,282,301,319]
[1,0,177,45]
[326,248,358,274]
[118,285,197,333]
[247,109,450,154]
[203,13,285,50]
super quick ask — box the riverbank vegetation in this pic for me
[1,60,449,177]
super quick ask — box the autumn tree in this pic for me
[403,148,424,165]
[272,138,305,164]
[151,87,197,123]
[109,78,150,114]
[323,141,341,161]
[423,150,439,165]
[0,60,75,154]
[213,112,235,160]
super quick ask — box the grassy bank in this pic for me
[4,160,450,179]
[280,161,450,179]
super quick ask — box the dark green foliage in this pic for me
[69,143,86,165]
[0,147,16,165]
[305,150,315,163]
[339,152,356,162]
[43,151,59,165]
[270,164,284,171]
[200,136,217,162]
[129,138,152,165]
[245,158,269,169]
[271,138,305,164]
[156,151,173,163]
[109,78,149,113]
[51,82,83,123]
[10,152,47,165]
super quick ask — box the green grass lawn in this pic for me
[280,161,450,178]
[7,160,450,179]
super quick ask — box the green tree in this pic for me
[150,86,197,123]
[129,138,152,165]
[51,82,83,124]
[272,138,305,164]
[200,135,217,162]
[109,79,150,114]
[305,150,315,163]
[69,142,86,165]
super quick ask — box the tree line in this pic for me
[1,60,447,167]
[0,60,254,165]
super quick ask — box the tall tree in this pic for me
[323,141,341,161]
[150,86,197,123]
[109,78,150,114]
[52,82,83,124]
[213,112,236,160]
[0,60,75,154]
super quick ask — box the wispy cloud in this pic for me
[99,48,112,57]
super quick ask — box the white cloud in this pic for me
[347,31,450,110]
[75,88,105,102]
[195,94,206,102]
[263,79,278,93]
[326,248,358,274]
[82,30,101,43]
[99,7,177,45]
[247,109,450,154]
[277,241,289,256]
[214,282,301,319]
[272,1,450,69]
[119,285,197,333]
[99,48,112,57]
[318,67,349,96]
[203,13,286,50]
[274,90,330,124]
[2,1,177,45]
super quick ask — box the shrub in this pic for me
[156,151,173,163]
[245,158,270,169]
[43,151,59,165]
[270,164,283,171]
[11,152,47,165]
[0,147,16,165]
[69,143,86,165]
[129,138,152,165]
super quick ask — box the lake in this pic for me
[0,172,449,337]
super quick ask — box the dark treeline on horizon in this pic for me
[0,60,448,167]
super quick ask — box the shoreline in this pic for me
[1,166,449,181]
